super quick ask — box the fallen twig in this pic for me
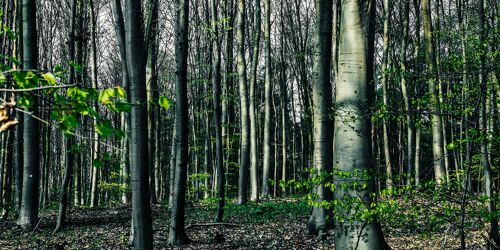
[185,223,238,230]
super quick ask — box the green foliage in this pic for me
[158,96,171,110]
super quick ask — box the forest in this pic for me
[0,0,498,249]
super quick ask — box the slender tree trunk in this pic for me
[168,0,191,244]
[261,0,273,198]
[381,0,393,191]
[422,0,446,186]
[17,0,40,229]
[236,0,250,205]
[211,0,225,223]
[479,0,500,245]
[249,0,261,202]
[55,0,77,231]
[14,0,23,216]
[111,0,131,205]
[307,0,333,236]
[146,0,159,204]
[400,0,414,187]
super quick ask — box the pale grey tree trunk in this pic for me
[261,0,273,198]
[236,0,250,205]
[307,0,333,236]
[381,0,393,191]
[333,0,388,248]
[249,0,261,202]
[422,0,446,186]
[17,0,40,229]
[90,0,100,209]
[168,0,191,245]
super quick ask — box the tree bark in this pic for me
[421,0,446,186]
[249,0,261,202]
[124,0,154,247]
[333,0,388,248]
[17,0,40,229]
[307,0,333,236]
[236,0,250,205]
[168,0,191,245]
[261,0,273,198]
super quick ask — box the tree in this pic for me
[307,0,333,236]
[168,0,191,244]
[261,0,273,198]
[478,0,500,245]
[17,0,40,229]
[381,0,393,190]
[249,0,261,202]
[332,0,388,248]
[55,0,77,232]
[236,0,250,205]
[211,0,225,223]
[421,0,446,186]
[124,0,153,247]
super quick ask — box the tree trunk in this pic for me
[400,0,414,187]
[236,0,250,205]
[54,0,77,231]
[249,0,261,202]
[125,0,154,247]
[307,0,333,236]
[421,0,446,186]
[146,0,159,204]
[211,0,225,223]
[261,0,273,198]
[479,0,500,245]
[381,0,393,191]
[333,0,388,248]
[17,0,40,229]
[168,0,191,245]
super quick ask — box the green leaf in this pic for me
[115,86,126,99]
[159,96,171,110]
[42,73,56,85]
[0,72,6,85]
[94,159,104,168]
[99,88,115,104]
[18,95,33,108]
[95,120,113,139]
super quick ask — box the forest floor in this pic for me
[0,199,490,249]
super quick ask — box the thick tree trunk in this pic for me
[125,0,154,248]
[17,0,40,229]
[333,0,388,248]
[307,0,333,236]
[168,0,191,245]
